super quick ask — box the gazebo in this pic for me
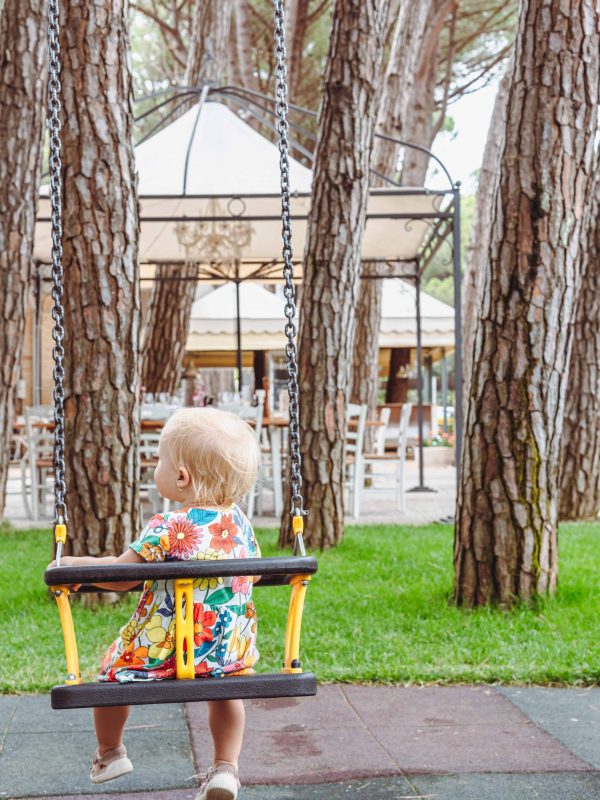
[34,85,462,485]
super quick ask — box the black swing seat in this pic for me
[44,556,318,709]
[50,672,317,709]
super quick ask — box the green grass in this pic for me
[2,522,600,693]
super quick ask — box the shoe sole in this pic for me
[204,791,236,800]
[90,758,133,784]
[199,776,238,800]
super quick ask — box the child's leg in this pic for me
[207,699,245,765]
[93,705,131,754]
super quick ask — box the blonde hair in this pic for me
[160,407,261,506]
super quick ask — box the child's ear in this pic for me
[177,467,191,489]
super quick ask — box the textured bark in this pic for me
[559,163,600,520]
[279,0,388,549]
[142,263,198,395]
[284,0,311,101]
[229,0,261,95]
[351,0,432,438]
[462,69,510,406]
[61,0,141,556]
[372,0,432,181]
[455,0,600,607]
[142,1,232,392]
[185,0,233,87]
[401,0,453,185]
[350,279,382,451]
[0,0,46,519]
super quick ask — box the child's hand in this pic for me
[46,556,81,591]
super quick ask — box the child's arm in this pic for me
[47,549,145,592]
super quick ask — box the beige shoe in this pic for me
[196,762,240,800]
[90,744,133,784]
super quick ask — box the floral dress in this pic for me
[100,505,260,682]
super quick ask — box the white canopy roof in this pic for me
[186,279,454,351]
[34,100,448,269]
[136,102,313,196]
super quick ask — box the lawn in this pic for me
[2,522,600,693]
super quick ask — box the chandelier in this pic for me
[174,197,254,266]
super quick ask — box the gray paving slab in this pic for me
[1,712,195,798]
[0,697,19,753]
[341,685,591,773]
[413,772,600,800]
[187,687,399,785]
[0,697,19,732]
[16,794,197,800]
[500,687,600,770]
[17,774,600,800]
[8,696,184,734]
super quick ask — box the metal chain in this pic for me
[47,0,68,523]
[273,0,305,517]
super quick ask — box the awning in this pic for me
[186,279,454,352]
[35,101,447,270]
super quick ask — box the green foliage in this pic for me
[3,522,600,693]
[422,193,475,306]
[438,0,518,105]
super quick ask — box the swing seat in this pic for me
[50,671,317,709]
[44,556,317,708]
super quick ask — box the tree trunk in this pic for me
[142,263,198,395]
[61,0,141,556]
[461,69,510,406]
[184,0,233,87]
[455,0,600,607]
[351,0,434,448]
[284,0,311,102]
[350,278,382,451]
[559,163,600,520]
[0,0,46,519]
[229,0,261,95]
[400,0,452,185]
[279,0,388,549]
[142,0,233,396]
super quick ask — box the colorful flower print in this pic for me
[139,542,163,562]
[208,514,240,554]
[232,575,250,595]
[135,591,154,618]
[113,644,149,669]
[167,516,202,559]
[102,505,260,683]
[193,603,217,647]
[146,615,176,661]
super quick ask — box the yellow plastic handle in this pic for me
[54,523,67,545]
[292,516,304,535]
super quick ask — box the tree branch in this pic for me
[432,0,459,140]
[445,44,512,101]
[246,0,271,31]
[306,0,329,26]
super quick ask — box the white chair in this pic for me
[8,430,32,518]
[373,407,391,455]
[24,405,54,520]
[141,403,178,422]
[362,403,412,513]
[345,403,368,519]
[216,402,264,519]
[139,430,169,514]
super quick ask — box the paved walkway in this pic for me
[3,685,600,799]
[4,462,457,530]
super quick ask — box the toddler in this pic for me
[50,407,261,800]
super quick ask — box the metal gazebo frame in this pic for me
[35,83,462,490]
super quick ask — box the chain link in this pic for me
[273,0,305,517]
[47,0,68,523]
